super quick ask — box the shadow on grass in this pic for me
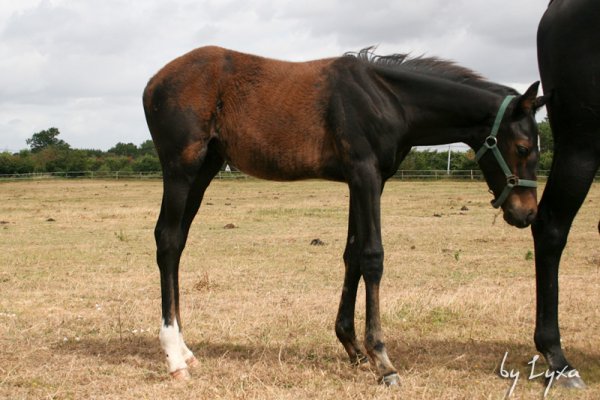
[53,334,600,385]
[386,336,600,385]
[52,336,162,366]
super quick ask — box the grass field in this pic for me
[0,179,598,399]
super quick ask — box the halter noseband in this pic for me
[475,95,537,209]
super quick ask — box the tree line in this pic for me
[0,121,554,175]
[1,128,160,175]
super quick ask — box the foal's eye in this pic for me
[516,145,529,157]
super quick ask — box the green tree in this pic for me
[398,150,417,170]
[0,152,34,174]
[539,151,554,171]
[399,149,451,170]
[32,146,72,172]
[132,154,161,172]
[26,127,70,153]
[537,118,553,172]
[139,139,158,157]
[63,149,93,171]
[538,117,553,154]
[108,142,139,157]
[80,149,104,158]
[452,149,479,170]
[103,155,133,172]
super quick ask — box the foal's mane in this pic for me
[346,46,516,95]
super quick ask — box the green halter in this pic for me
[475,95,537,208]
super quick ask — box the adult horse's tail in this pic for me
[142,47,226,379]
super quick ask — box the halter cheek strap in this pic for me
[475,95,537,208]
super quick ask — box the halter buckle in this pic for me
[506,175,518,187]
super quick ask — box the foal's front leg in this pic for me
[346,171,400,385]
[361,239,399,385]
[335,198,369,365]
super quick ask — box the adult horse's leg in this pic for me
[531,144,599,389]
[155,145,223,379]
[335,197,369,366]
[345,165,399,385]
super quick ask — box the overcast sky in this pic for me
[0,0,550,152]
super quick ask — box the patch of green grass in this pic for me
[427,306,461,326]
[454,250,462,262]
[114,230,128,242]
[448,269,477,284]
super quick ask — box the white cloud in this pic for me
[0,0,550,152]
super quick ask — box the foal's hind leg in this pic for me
[531,143,598,389]
[155,146,223,379]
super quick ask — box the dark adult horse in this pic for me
[534,0,600,388]
[143,46,544,384]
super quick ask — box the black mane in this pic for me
[346,46,516,95]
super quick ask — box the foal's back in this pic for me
[145,46,343,181]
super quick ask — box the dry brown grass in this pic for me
[0,178,598,399]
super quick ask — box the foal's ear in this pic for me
[533,94,548,111]
[516,81,543,114]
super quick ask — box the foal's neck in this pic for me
[383,71,505,148]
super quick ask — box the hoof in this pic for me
[351,354,370,367]
[380,372,400,386]
[170,368,191,381]
[554,375,586,390]
[185,356,200,369]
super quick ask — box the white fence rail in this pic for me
[1,169,589,181]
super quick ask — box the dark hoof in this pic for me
[380,372,400,386]
[351,354,369,367]
[554,374,586,389]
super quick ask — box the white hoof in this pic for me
[170,368,191,381]
[185,356,200,368]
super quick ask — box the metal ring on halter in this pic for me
[484,136,498,149]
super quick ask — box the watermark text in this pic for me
[499,352,580,397]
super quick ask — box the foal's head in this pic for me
[477,82,545,228]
